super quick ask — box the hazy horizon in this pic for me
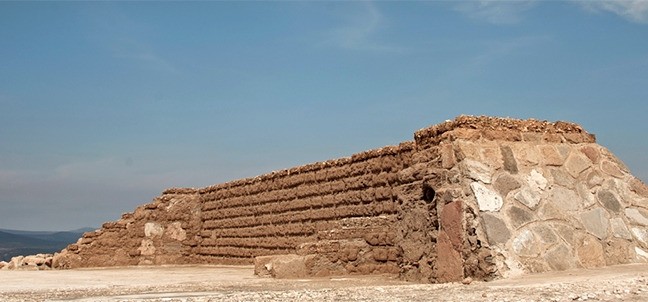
[0,227,96,233]
[2,1,647,231]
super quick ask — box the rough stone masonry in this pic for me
[36,116,648,283]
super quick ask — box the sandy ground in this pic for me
[1,264,647,302]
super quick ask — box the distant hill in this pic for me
[0,228,92,262]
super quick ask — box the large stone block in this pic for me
[629,177,648,198]
[604,238,633,265]
[580,208,609,240]
[482,146,504,170]
[144,222,164,238]
[471,182,503,212]
[601,160,625,178]
[564,152,592,178]
[526,169,548,191]
[254,254,310,278]
[456,141,481,161]
[579,145,600,164]
[631,227,648,248]
[532,224,558,245]
[500,145,519,174]
[625,208,648,226]
[610,218,632,239]
[521,132,543,142]
[550,168,576,189]
[544,244,576,271]
[597,190,622,213]
[538,203,568,221]
[440,200,464,250]
[138,239,156,256]
[507,206,535,229]
[512,229,541,257]
[481,213,511,246]
[436,231,464,283]
[165,222,187,241]
[575,235,605,268]
[494,174,521,198]
[539,145,567,166]
[440,143,456,169]
[587,170,604,188]
[515,188,541,210]
[514,170,546,210]
[548,186,581,212]
[576,183,597,208]
[511,143,540,165]
[463,159,493,184]
[552,223,576,245]
[636,247,648,262]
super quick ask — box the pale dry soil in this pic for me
[1,264,647,302]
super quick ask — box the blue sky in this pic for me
[1,1,647,231]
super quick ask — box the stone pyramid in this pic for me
[52,116,648,283]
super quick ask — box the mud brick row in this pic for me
[316,228,397,246]
[198,150,409,199]
[202,200,397,230]
[197,246,293,258]
[201,220,342,239]
[201,169,400,211]
[201,236,312,250]
[202,186,394,221]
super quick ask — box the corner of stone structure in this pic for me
[421,115,648,280]
[397,119,501,283]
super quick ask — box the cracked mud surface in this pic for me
[1,264,647,302]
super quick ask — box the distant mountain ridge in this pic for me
[0,228,93,262]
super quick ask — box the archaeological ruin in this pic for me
[46,115,648,283]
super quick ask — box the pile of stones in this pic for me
[0,254,54,270]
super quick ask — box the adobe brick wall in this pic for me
[52,115,648,283]
[198,143,412,276]
[54,190,202,268]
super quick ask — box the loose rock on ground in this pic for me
[1,264,647,302]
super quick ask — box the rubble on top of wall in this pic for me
[415,115,596,147]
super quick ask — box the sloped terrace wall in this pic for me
[54,144,423,276]
[54,190,202,268]
[197,143,414,276]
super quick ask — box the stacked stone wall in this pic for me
[54,190,202,268]
[49,115,648,283]
[445,129,648,277]
[198,143,414,276]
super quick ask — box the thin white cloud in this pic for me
[111,38,177,73]
[453,35,553,78]
[455,0,538,25]
[80,5,178,73]
[323,2,403,53]
[578,0,648,23]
